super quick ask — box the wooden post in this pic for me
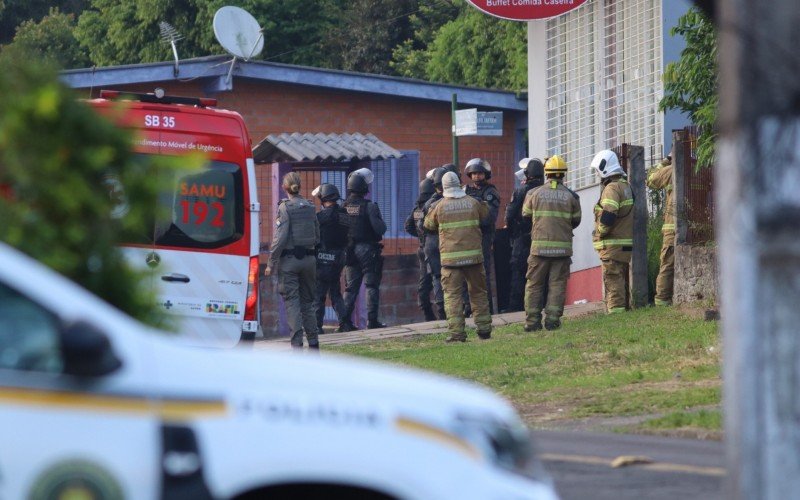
[627,145,648,308]
[718,1,800,498]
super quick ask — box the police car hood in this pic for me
[149,337,518,422]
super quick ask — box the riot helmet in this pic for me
[419,178,435,198]
[521,158,545,181]
[432,166,449,191]
[464,158,492,180]
[314,183,340,202]
[347,168,373,194]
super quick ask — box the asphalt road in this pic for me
[533,431,726,500]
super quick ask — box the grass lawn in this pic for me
[328,305,722,437]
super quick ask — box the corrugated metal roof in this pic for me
[253,132,403,164]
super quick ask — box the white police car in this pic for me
[0,242,558,500]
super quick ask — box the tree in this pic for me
[74,0,344,68]
[659,7,717,169]
[0,0,87,45]
[4,8,90,69]
[0,49,185,326]
[391,0,461,79]
[424,8,527,90]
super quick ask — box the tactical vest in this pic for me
[508,180,542,237]
[318,205,350,250]
[344,196,380,243]
[466,183,499,231]
[283,197,317,249]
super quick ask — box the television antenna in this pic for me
[213,6,264,84]
[159,21,184,77]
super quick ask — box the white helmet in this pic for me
[514,168,526,183]
[591,150,625,179]
[518,157,530,169]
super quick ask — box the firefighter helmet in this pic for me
[544,155,567,176]
[590,150,624,179]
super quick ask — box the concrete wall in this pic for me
[674,244,718,305]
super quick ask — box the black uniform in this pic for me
[504,178,544,311]
[405,196,436,321]
[342,194,387,328]
[315,203,350,331]
[420,193,446,319]
[465,183,500,314]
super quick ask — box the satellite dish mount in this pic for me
[213,6,265,84]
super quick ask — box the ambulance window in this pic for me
[153,161,244,249]
[0,283,62,373]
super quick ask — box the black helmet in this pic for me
[440,163,459,178]
[432,167,449,190]
[523,158,545,180]
[419,178,435,197]
[316,183,340,202]
[347,171,369,194]
[464,158,492,180]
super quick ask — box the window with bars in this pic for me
[321,151,419,239]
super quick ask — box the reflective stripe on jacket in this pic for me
[522,180,581,257]
[593,177,634,262]
[646,162,676,241]
[424,196,488,267]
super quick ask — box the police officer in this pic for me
[341,168,388,330]
[266,172,320,349]
[591,150,634,314]
[424,172,491,342]
[646,152,675,306]
[464,158,500,314]
[504,158,545,312]
[405,178,437,321]
[521,155,581,331]
[312,183,351,332]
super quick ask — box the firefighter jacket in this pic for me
[466,183,500,232]
[269,194,320,269]
[424,196,488,267]
[344,195,386,244]
[522,179,582,257]
[505,179,543,239]
[646,160,675,243]
[593,176,634,262]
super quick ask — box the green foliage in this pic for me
[0,52,184,326]
[643,409,722,431]
[390,0,462,79]
[424,8,527,90]
[0,0,87,45]
[4,8,90,69]
[660,7,717,169]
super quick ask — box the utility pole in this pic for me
[718,1,800,498]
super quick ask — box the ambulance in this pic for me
[88,89,261,346]
[0,242,559,500]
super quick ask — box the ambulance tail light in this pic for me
[244,256,259,321]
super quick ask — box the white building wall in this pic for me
[528,0,664,273]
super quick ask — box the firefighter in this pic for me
[521,155,581,331]
[312,183,351,332]
[591,150,634,313]
[341,168,388,330]
[424,171,492,342]
[266,172,320,349]
[405,178,437,321]
[419,166,451,320]
[504,157,545,312]
[646,152,676,306]
[464,158,500,314]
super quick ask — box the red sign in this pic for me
[465,0,588,21]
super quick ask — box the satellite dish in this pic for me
[213,6,264,60]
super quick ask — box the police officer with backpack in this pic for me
[341,168,388,330]
[312,183,351,333]
[504,158,545,312]
[266,172,321,349]
[464,158,500,314]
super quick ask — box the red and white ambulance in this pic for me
[89,89,260,346]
